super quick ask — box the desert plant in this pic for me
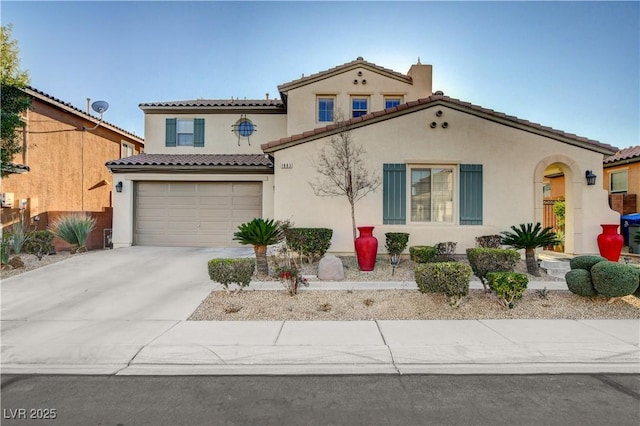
[233,218,283,278]
[24,230,55,260]
[284,227,333,263]
[434,241,457,261]
[207,258,255,294]
[591,261,639,298]
[50,214,96,253]
[0,233,10,265]
[414,262,472,307]
[501,223,559,276]
[565,269,598,297]
[385,232,409,274]
[569,255,607,272]
[409,245,437,263]
[475,235,502,249]
[487,272,528,309]
[10,220,28,255]
[275,264,308,296]
[466,248,520,292]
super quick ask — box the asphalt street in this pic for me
[1,374,639,426]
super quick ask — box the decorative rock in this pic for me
[318,255,344,281]
[8,256,24,269]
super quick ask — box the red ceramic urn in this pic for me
[597,224,624,262]
[355,226,378,271]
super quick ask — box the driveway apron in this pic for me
[1,246,252,374]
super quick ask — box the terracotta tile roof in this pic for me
[139,99,284,108]
[604,145,640,165]
[25,87,144,142]
[106,153,273,168]
[278,57,412,92]
[261,94,618,155]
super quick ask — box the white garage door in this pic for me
[134,181,262,247]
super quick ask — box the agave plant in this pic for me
[51,214,96,253]
[233,218,283,278]
[501,222,559,276]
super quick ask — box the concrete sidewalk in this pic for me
[3,318,638,376]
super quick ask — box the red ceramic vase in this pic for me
[355,226,378,271]
[597,224,624,262]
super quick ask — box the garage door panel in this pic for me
[135,181,262,247]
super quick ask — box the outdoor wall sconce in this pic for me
[115,181,123,193]
[585,170,597,186]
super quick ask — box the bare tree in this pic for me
[309,113,381,243]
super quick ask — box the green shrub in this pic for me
[565,269,597,297]
[415,262,471,307]
[207,258,255,293]
[591,261,639,298]
[50,214,96,253]
[284,228,333,263]
[466,248,520,292]
[569,255,607,271]
[475,235,502,248]
[24,230,55,260]
[409,246,437,263]
[487,272,528,309]
[0,233,10,265]
[434,241,457,261]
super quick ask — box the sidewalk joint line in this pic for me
[375,320,401,375]
[273,320,286,345]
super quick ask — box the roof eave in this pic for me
[139,105,286,114]
[604,157,640,168]
[107,164,274,174]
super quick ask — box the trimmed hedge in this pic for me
[565,269,597,297]
[415,262,471,307]
[591,261,639,298]
[569,255,607,272]
[409,246,437,263]
[385,232,410,256]
[466,248,520,291]
[475,235,502,249]
[487,272,528,309]
[284,228,333,263]
[208,258,255,293]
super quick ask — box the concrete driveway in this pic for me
[1,246,253,373]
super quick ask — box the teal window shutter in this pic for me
[165,118,176,147]
[460,164,483,225]
[383,164,406,224]
[194,118,205,147]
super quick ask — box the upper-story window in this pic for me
[121,141,134,158]
[610,170,628,193]
[384,96,403,109]
[317,96,335,122]
[165,118,205,147]
[351,97,369,118]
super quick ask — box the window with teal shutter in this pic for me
[194,118,205,147]
[459,164,483,225]
[383,164,406,224]
[165,118,176,147]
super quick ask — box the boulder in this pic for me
[318,255,344,281]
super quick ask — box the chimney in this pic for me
[86,98,91,114]
[407,61,433,97]
[266,93,269,100]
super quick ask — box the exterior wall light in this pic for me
[115,181,123,193]
[585,170,596,186]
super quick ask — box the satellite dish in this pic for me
[91,100,109,114]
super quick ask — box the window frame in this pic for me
[351,96,369,118]
[176,119,195,146]
[383,96,403,109]
[609,170,628,193]
[317,96,336,123]
[120,141,134,158]
[408,165,456,224]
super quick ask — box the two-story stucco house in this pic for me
[107,57,618,254]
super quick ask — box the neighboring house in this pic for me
[1,87,144,250]
[107,57,618,254]
[603,145,640,215]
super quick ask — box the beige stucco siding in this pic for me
[272,106,617,254]
[143,113,286,154]
[285,66,430,136]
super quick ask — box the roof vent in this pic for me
[434,90,444,96]
[356,56,364,61]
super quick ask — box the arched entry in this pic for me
[534,155,581,254]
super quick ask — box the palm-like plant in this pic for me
[501,223,559,276]
[233,218,283,278]
[51,214,96,253]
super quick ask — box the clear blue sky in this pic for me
[2,1,638,149]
